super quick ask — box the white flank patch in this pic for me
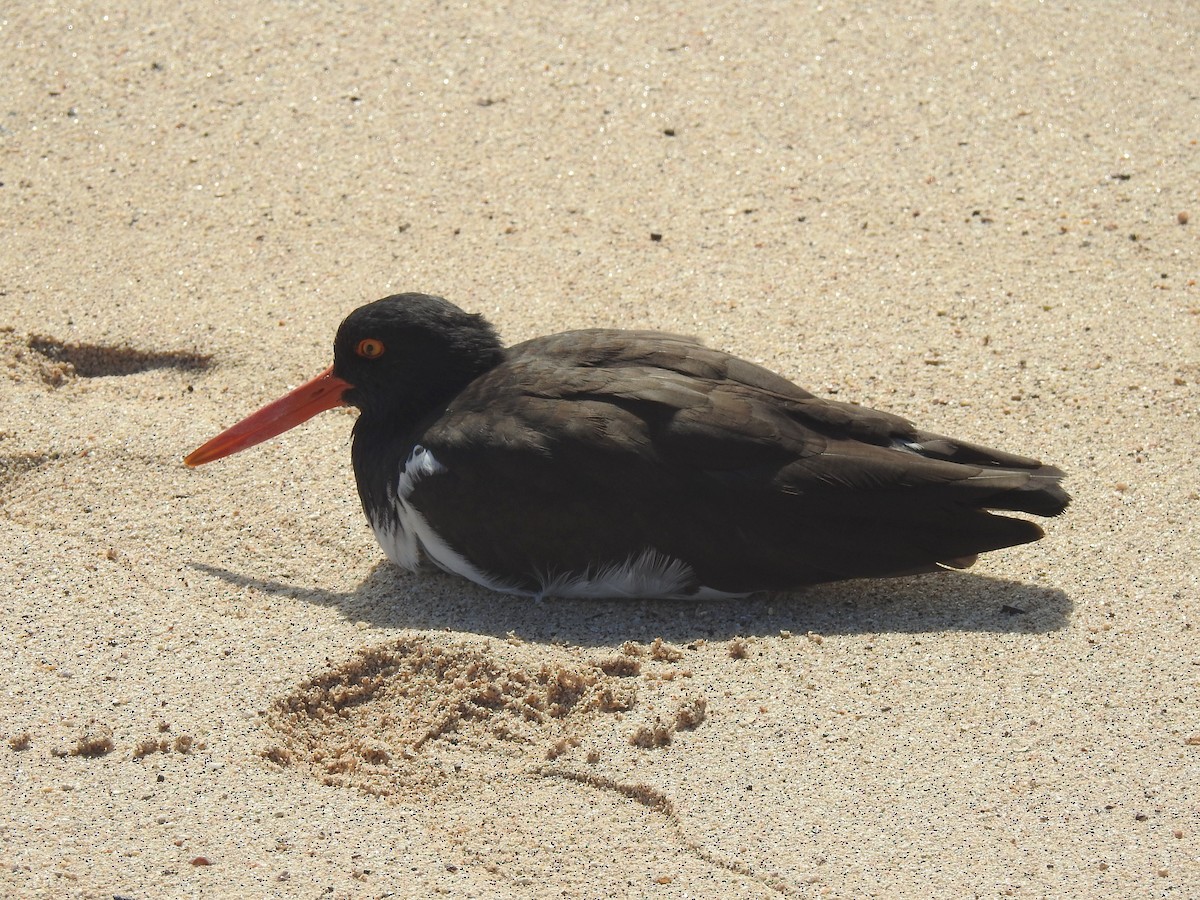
[397,444,447,500]
[535,549,748,601]
[370,446,521,594]
[370,445,749,600]
[890,438,926,455]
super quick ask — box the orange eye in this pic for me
[356,338,385,359]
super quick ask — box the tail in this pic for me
[883,430,1070,572]
[908,430,1071,518]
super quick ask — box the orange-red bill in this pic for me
[184,366,352,467]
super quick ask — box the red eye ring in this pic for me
[356,338,385,359]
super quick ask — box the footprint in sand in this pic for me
[262,634,703,799]
[0,328,211,499]
[20,332,210,383]
[263,634,787,893]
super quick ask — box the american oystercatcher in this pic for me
[186,293,1070,599]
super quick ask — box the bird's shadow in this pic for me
[189,560,1072,646]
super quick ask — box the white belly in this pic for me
[369,445,749,601]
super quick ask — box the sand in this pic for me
[2,1,1197,897]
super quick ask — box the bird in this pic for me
[185,292,1070,599]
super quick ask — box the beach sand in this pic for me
[2,2,1197,896]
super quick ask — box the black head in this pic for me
[183,292,503,468]
[333,293,505,420]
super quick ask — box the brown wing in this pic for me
[410,330,1068,592]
